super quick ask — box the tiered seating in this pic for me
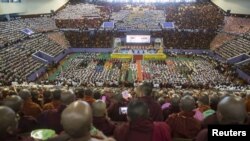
[111,6,165,30]
[21,17,58,32]
[0,20,28,47]
[47,32,70,48]
[55,3,110,28]
[0,34,65,83]
[165,2,224,30]
[216,37,250,59]
[64,30,116,48]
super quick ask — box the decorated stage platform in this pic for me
[111,52,167,60]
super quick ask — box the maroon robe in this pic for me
[201,113,218,129]
[166,111,201,139]
[114,118,172,141]
[107,100,128,122]
[140,96,163,121]
[37,105,66,134]
[93,116,116,136]
[195,129,208,141]
[18,114,38,133]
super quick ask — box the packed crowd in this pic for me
[64,30,118,48]
[0,34,65,85]
[0,16,57,47]
[55,3,110,28]
[165,2,224,30]
[48,53,238,88]
[111,7,165,30]
[0,82,249,141]
[163,30,216,49]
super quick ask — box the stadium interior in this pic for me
[0,0,250,141]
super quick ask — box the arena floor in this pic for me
[40,53,243,87]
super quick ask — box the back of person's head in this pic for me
[92,100,106,117]
[138,82,153,97]
[1,88,9,99]
[209,94,219,111]
[93,91,101,100]
[85,89,93,97]
[179,95,196,112]
[61,101,92,139]
[127,100,149,122]
[3,95,23,113]
[76,88,85,99]
[60,90,75,105]
[217,96,247,124]
[19,89,31,101]
[171,94,180,107]
[31,90,39,99]
[0,106,17,137]
[197,94,209,106]
[52,89,61,101]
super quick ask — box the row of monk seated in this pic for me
[215,32,250,59]
[0,34,65,84]
[0,16,57,47]
[0,82,249,141]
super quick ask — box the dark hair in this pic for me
[128,100,149,121]
[85,89,93,97]
[93,91,101,99]
[52,89,61,100]
[139,82,153,96]
[76,88,85,99]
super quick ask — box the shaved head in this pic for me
[92,100,106,117]
[61,101,92,139]
[3,95,23,113]
[0,106,17,136]
[19,89,31,101]
[179,95,196,112]
[127,100,149,121]
[217,96,247,124]
[60,90,75,105]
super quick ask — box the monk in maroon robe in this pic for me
[3,95,38,133]
[92,100,116,136]
[166,95,201,139]
[0,106,34,141]
[114,100,172,141]
[136,82,163,121]
[196,96,248,141]
[43,89,61,110]
[19,89,42,119]
[38,90,75,134]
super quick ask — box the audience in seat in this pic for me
[137,82,164,121]
[83,89,96,105]
[166,95,201,139]
[92,100,116,136]
[43,89,62,110]
[55,4,110,29]
[3,95,38,134]
[0,106,23,141]
[196,96,248,141]
[114,100,172,141]
[38,89,75,134]
[19,89,42,119]
[58,101,114,141]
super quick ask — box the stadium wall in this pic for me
[211,0,250,15]
[0,0,69,15]
[0,3,25,15]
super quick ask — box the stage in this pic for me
[110,52,167,60]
